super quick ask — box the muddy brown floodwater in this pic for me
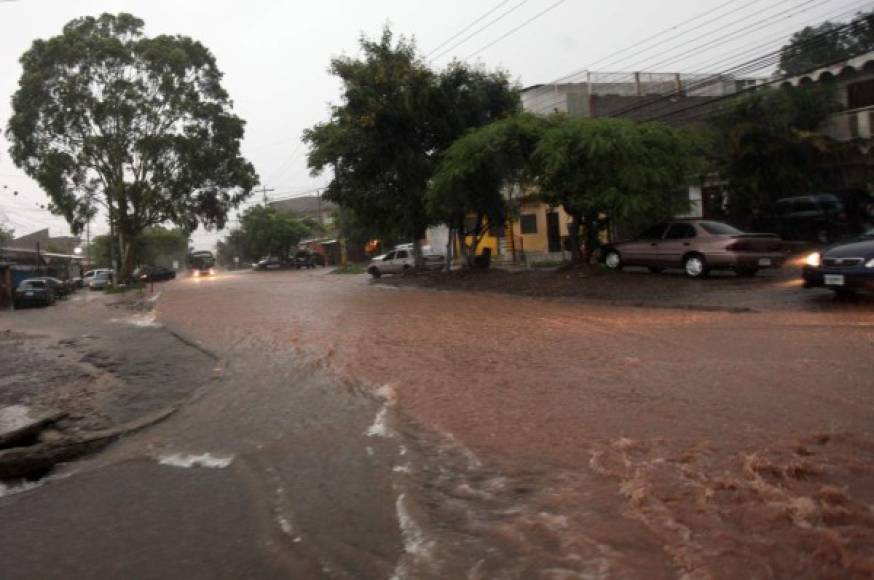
[158,268,874,579]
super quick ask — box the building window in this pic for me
[847,79,874,109]
[520,214,538,234]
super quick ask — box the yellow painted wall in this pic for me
[510,203,572,254]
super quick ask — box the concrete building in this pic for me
[269,195,337,230]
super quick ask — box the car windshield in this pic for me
[698,221,744,235]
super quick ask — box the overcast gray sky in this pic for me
[1,0,869,250]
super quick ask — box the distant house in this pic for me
[0,228,84,287]
[269,195,337,230]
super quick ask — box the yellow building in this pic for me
[455,199,574,262]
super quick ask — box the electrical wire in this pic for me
[465,0,569,59]
[426,0,515,58]
[532,0,868,114]
[429,0,533,62]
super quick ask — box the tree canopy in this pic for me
[5,13,258,278]
[223,206,316,262]
[779,10,874,75]
[535,117,702,261]
[304,28,519,265]
[428,113,548,265]
[708,85,839,221]
[0,223,14,245]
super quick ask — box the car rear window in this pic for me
[21,280,46,289]
[698,221,743,235]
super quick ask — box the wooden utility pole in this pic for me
[257,186,276,207]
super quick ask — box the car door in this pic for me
[622,223,669,266]
[393,250,410,272]
[658,222,697,267]
[380,251,397,273]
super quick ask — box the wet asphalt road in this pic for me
[1,266,873,579]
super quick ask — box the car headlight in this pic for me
[805,252,822,267]
[866,257,874,268]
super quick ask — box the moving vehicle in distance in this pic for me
[802,229,874,296]
[253,256,285,270]
[13,278,56,308]
[601,220,786,279]
[134,265,177,282]
[188,251,216,277]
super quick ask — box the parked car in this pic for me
[82,269,112,287]
[293,250,317,269]
[367,248,444,278]
[253,256,285,270]
[134,265,177,282]
[756,194,853,244]
[37,277,73,298]
[601,220,786,279]
[802,230,874,296]
[89,270,113,290]
[13,279,55,308]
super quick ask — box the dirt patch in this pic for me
[372,264,867,312]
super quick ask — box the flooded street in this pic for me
[153,268,873,578]
[1,268,872,579]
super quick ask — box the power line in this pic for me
[466,0,569,60]
[605,10,871,120]
[426,0,515,57]
[429,0,533,62]
[542,0,763,87]
[532,0,865,114]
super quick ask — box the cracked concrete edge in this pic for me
[0,406,180,480]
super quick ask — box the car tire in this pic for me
[648,266,663,274]
[683,254,709,279]
[604,249,623,270]
[736,267,758,277]
[368,267,382,279]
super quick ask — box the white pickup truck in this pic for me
[367,248,444,278]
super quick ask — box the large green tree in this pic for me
[304,28,518,266]
[534,117,702,263]
[779,10,874,75]
[428,113,548,267]
[228,205,314,261]
[0,223,13,245]
[6,13,258,279]
[709,85,838,222]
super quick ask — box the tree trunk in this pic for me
[117,227,136,282]
[583,212,600,266]
[444,228,453,271]
[566,214,584,264]
[412,238,424,268]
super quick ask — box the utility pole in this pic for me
[257,185,275,207]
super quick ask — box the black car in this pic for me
[37,277,72,298]
[135,265,177,282]
[293,250,317,269]
[253,256,285,270]
[802,231,874,296]
[14,279,55,308]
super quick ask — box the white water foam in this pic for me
[111,312,161,328]
[390,493,436,580]
[0,480,43,498]
[366,407,392,438]
[157,453,234,469]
